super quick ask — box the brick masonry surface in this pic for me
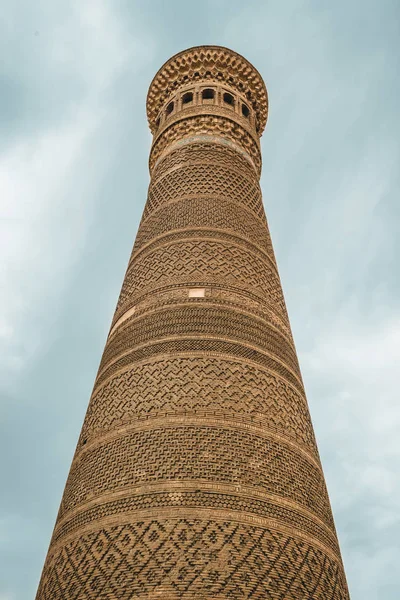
[36,46,350,599]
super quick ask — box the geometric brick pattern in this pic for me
[59,425,331,521]
[80,356,317,450]
[149,114,262,174]
[134,196,272,259]
[134,195,272,254]
[52,492,338,551]
[99,307,299,376]
[37,521,349,600]
[145,161,263,219]
[117,240,288,316]
[36,46,350,598]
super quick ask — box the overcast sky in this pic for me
[1,1,399,598]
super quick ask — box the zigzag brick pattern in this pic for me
[80,356,316,450]
[36,45,350,598]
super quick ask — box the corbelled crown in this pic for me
[146,45,269,137]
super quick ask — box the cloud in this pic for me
[0,111,100,371]
[1,1,399,599]
[0,1,155,597]
[300,308,400,598]
[0,0,155,377]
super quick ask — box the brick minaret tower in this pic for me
[36,46,349,599]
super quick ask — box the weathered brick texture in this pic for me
[36,46,350,599]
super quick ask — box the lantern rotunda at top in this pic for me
[146,45,269,137]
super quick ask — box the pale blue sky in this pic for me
[1,1,399,598]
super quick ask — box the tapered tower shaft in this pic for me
[36,46,349,599]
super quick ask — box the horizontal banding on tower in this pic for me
[35,45,350,600]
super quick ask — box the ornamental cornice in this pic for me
[147,45,268,136]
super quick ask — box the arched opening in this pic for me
[223,92,235,107]
[182,91,193,105]
[202,88,215,101]
[166,101,174,115]
[155,117,160,128]
[242,104,250,118]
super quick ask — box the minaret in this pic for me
[36,46,350,599]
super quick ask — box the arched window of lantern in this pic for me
[166,101,174,116]
[202,88,215,103]
[223,92,235,107]
[182,91,194,106]
[242,103,250,118]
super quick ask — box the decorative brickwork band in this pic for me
[36,45,350,599]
